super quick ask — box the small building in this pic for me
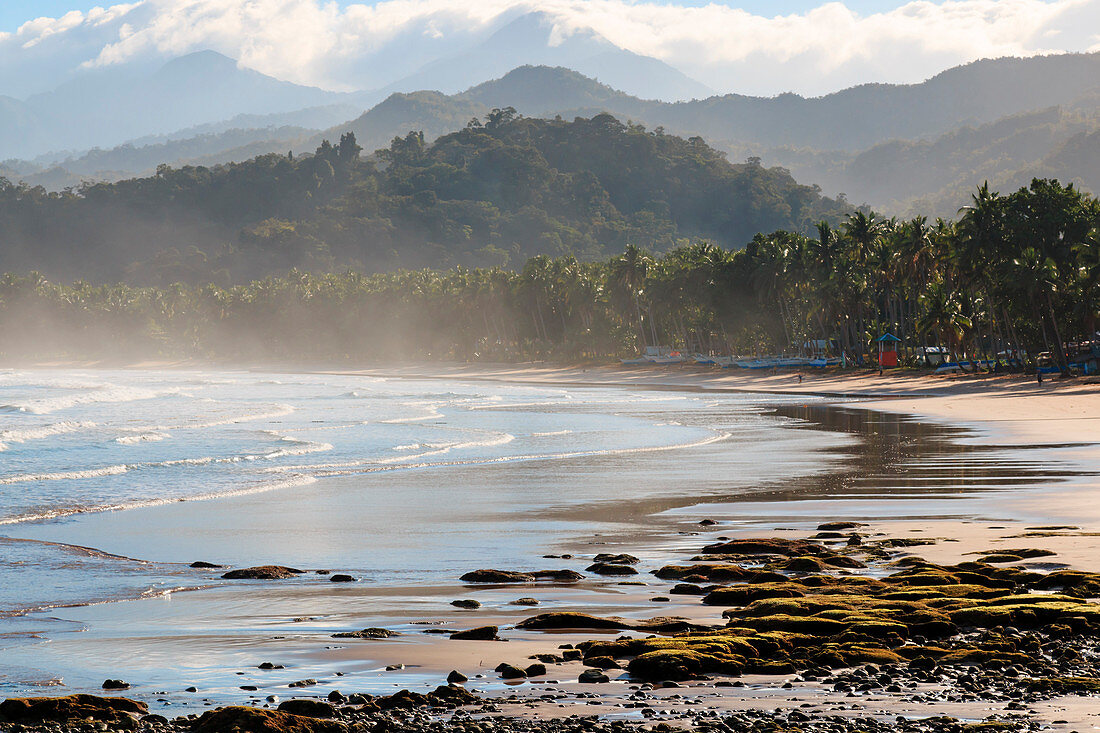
[877,333,901,368]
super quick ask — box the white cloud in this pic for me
[1,0,1099,98]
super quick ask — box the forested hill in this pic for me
[0,113,847,285]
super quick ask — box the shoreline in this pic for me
[3,364,1100,729]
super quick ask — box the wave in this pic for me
[0,464,130,485]
[0,420,98,451]
[269,430,729,480]
[0,472,319,526]
[114,432,170,445]
[262,438,334,460]
[0,385,177,415]
[532,430,573,437]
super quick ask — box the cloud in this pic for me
[2,0,1099,98]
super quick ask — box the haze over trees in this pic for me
[0,114,846,283]
[2,178,1097,376]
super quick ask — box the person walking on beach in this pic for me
[1037,368,1043,385]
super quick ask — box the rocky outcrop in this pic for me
[221,566,304,580]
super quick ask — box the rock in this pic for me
[562,649,583,660]
[700,538,823,556]
[288,679,318,688]
[593,553,640,564]
[531,569,584,582]
[650,596,671,602]
[331,627,400,639]
[141,714,169,724]
[517,612,697,633]
[451,599,482,609]
[189,561,223,569]
[450,625,499,640]
[524,663,547,677]
[447,670,468,683]
[817,522,865,531]
[669,583,706,595]
[510,597,540,606]
[276,699,336,718]
[184,687,197,693]
[326,691,344,703]
[497,664,527,679]
[699,519,718,526]
[329,574,356,582]
[0,695,147,725]
[221,565,304,580]
[385,664,405,671]
[101,679,130,690]
[578,669,610,683]
[584,656,621,669]
[193,706,344,733]
[585,562,638,576]
[258,662,285,670]
[460,569,533,583]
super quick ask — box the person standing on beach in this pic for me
[1037,368,1043,385]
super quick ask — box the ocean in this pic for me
[0,368,1082,705]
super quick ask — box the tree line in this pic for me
[0,112,846,284]
[1,177,1097,372]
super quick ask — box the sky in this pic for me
[1,0,1098,99]
[0,1,922,31]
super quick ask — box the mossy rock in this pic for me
[1026,677,1100,694]
[734,613,846,635]
[0,695,148,725]
[700,538,824,557]
[654,564,754,582]
[192,706,346,733]
[702,583,805,606]
[626,649,743,681]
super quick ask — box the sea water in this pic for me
[2,368,1076,701]
[0,369,849,696]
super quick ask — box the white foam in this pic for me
[0,420,98,451]
[0,464,130,485]
[532,430,572,437]
[1,384,176,415]
[114,432,170,445]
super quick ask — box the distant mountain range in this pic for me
[4,48,1100,219]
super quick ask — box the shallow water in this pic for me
[0,369,1090,705]
[0,369,846,697]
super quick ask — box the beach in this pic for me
[2,364,1100,730]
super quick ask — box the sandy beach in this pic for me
[4,363,1100,731]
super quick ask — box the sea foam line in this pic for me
[0,421,98,451]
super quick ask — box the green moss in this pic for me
[626,649,744,681]
[702,583,805,606]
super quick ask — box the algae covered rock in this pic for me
[192,706,345,733]
[0,695,147,725]
[222,565,305,580]
[450,625,500,640]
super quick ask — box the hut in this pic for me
[876,333,901,368]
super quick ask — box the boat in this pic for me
[807,357,841,367]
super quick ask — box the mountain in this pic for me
[382,12,711,102]
[0,51,349,159]
[0,115,847,284]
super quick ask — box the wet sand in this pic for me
[6,364,1100,728]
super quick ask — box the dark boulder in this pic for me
[193,706,344,733]
[190,561,223,569]
[579,669,610,683]
[101,679,129,690]
[0,695,147,725]
[332,627,400,639]
[447,670,468,683]
[277,700,336,718]
[329,574,356,582]
[450,625,499,640]
[451,599,481,609]
[585,563,638,576]
[221,566,304,580]
[593,553,640,564]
